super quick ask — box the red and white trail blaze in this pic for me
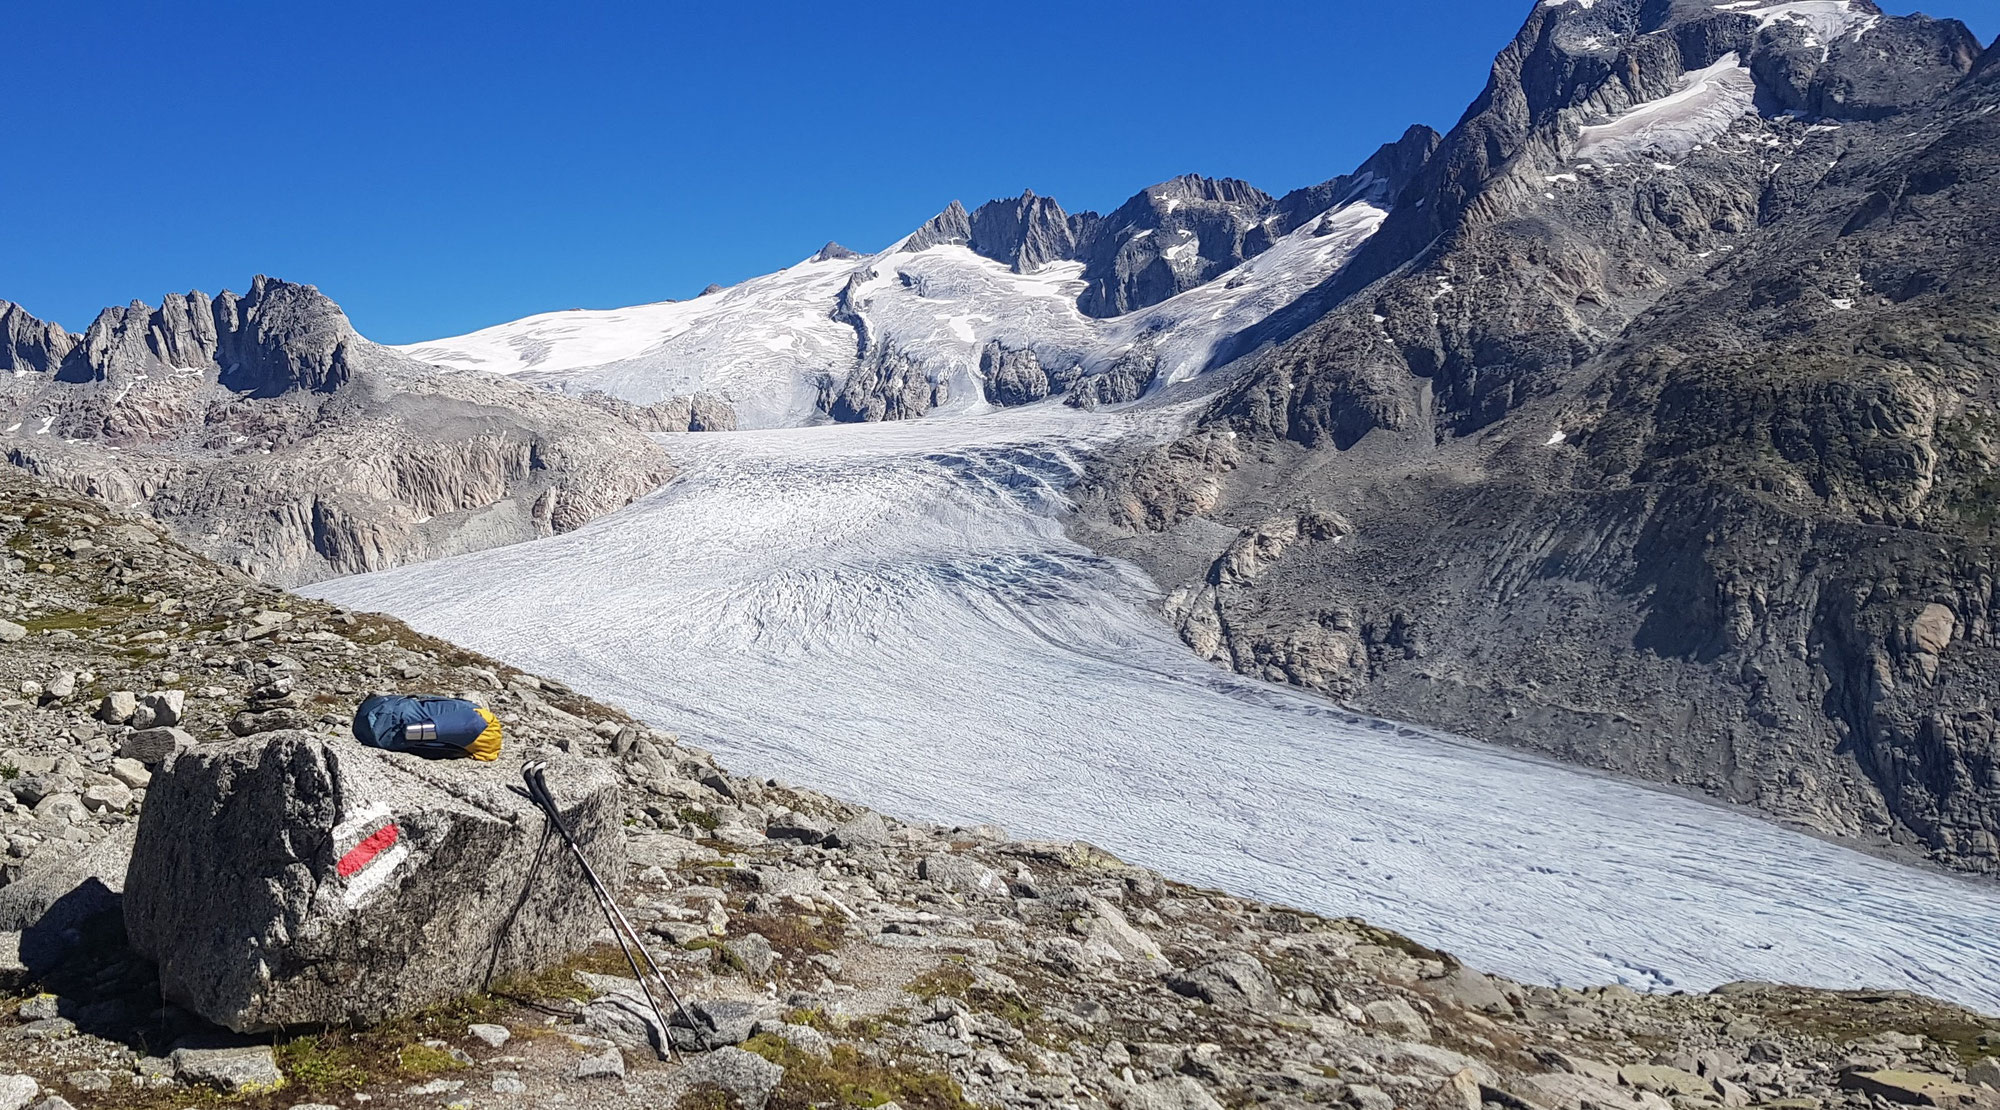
[331,803,409,907]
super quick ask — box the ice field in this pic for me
[310,407,2000,1014]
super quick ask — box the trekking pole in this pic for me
[516,762,681,1060]
[516,761,705,1058]
[525,762,706,1041]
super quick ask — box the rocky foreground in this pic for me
[0,470,1994,1110]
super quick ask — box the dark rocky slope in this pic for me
[0,278,676,586]
[1075,1,2000,871]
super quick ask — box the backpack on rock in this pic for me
[352,694,503,761]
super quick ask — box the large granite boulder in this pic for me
[124,732,622,1031]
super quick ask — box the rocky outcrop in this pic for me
[968,191,1081,274]
[0,302,73,375]
[1075,176,1278,319]
[582,391,740,433]
[824,340,948,423]
[1064,341,1163,411]
[979,341,1084,407]
[125,734,622,1031]
[1074,1,2000,870]
[899,200,973,254]
[0,279,674,585]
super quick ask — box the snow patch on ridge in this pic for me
[1721,0,1877,43]
[1576,54,1758,162]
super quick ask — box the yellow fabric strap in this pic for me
[469,708,503,762]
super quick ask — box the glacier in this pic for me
[309,405,2000,1015]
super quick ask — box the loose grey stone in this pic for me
[670,1047,786,1110]
[766,811,833,844]
[753,1021,832,1060]
[119,727,194,766]
[725,932,778,979]
[826,810,891,850]
[81,782,132,813]
[95,692,138,725]
[108,759,152,790]
[1363,997,1431,1041]
[1165,956,1281,1012]
[575,1046,626,1080]
[673,998,760,1048]
[142,690,185,727]
[171,1045,283,1093]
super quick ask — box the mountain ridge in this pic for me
[389,136,1431,428]
[1073,0,2000,871]
[0,278,678,586]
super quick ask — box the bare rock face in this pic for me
[823,340,948,423]
[580,391,740,433]
[124,732,622,1031]
[968,191,1082,274]
[980,341,1086,407]
[900,200,973,254]
[1075,176,1278,319]
[0,302,73,376]
[0,278,674,585]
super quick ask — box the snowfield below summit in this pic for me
[312,407,2000,1015]
[394,199,1387,428]
[1576,53,1759,162]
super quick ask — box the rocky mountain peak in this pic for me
[0,300,74,375]
[1316,0,1982,315]
[52,276,360,398]
[212,276,359,397]
[1267,125,1443,237]
[1075,176,1286,319]
[1142,174,1273,210]
[967,190,1079,273]
[812,242,861,263]
[1977,35,2000,80]
[900,199,972,253]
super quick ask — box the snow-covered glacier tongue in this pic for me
[308,406,2000,1014]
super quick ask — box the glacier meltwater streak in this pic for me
[308,407,2000,1014]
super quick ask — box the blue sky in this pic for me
[3,1,1991,345]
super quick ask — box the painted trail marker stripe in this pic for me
[331,803,391,845]
[342,843,411,907]
[336,824,401,878]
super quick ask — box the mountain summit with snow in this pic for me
[394,129,1439,429]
